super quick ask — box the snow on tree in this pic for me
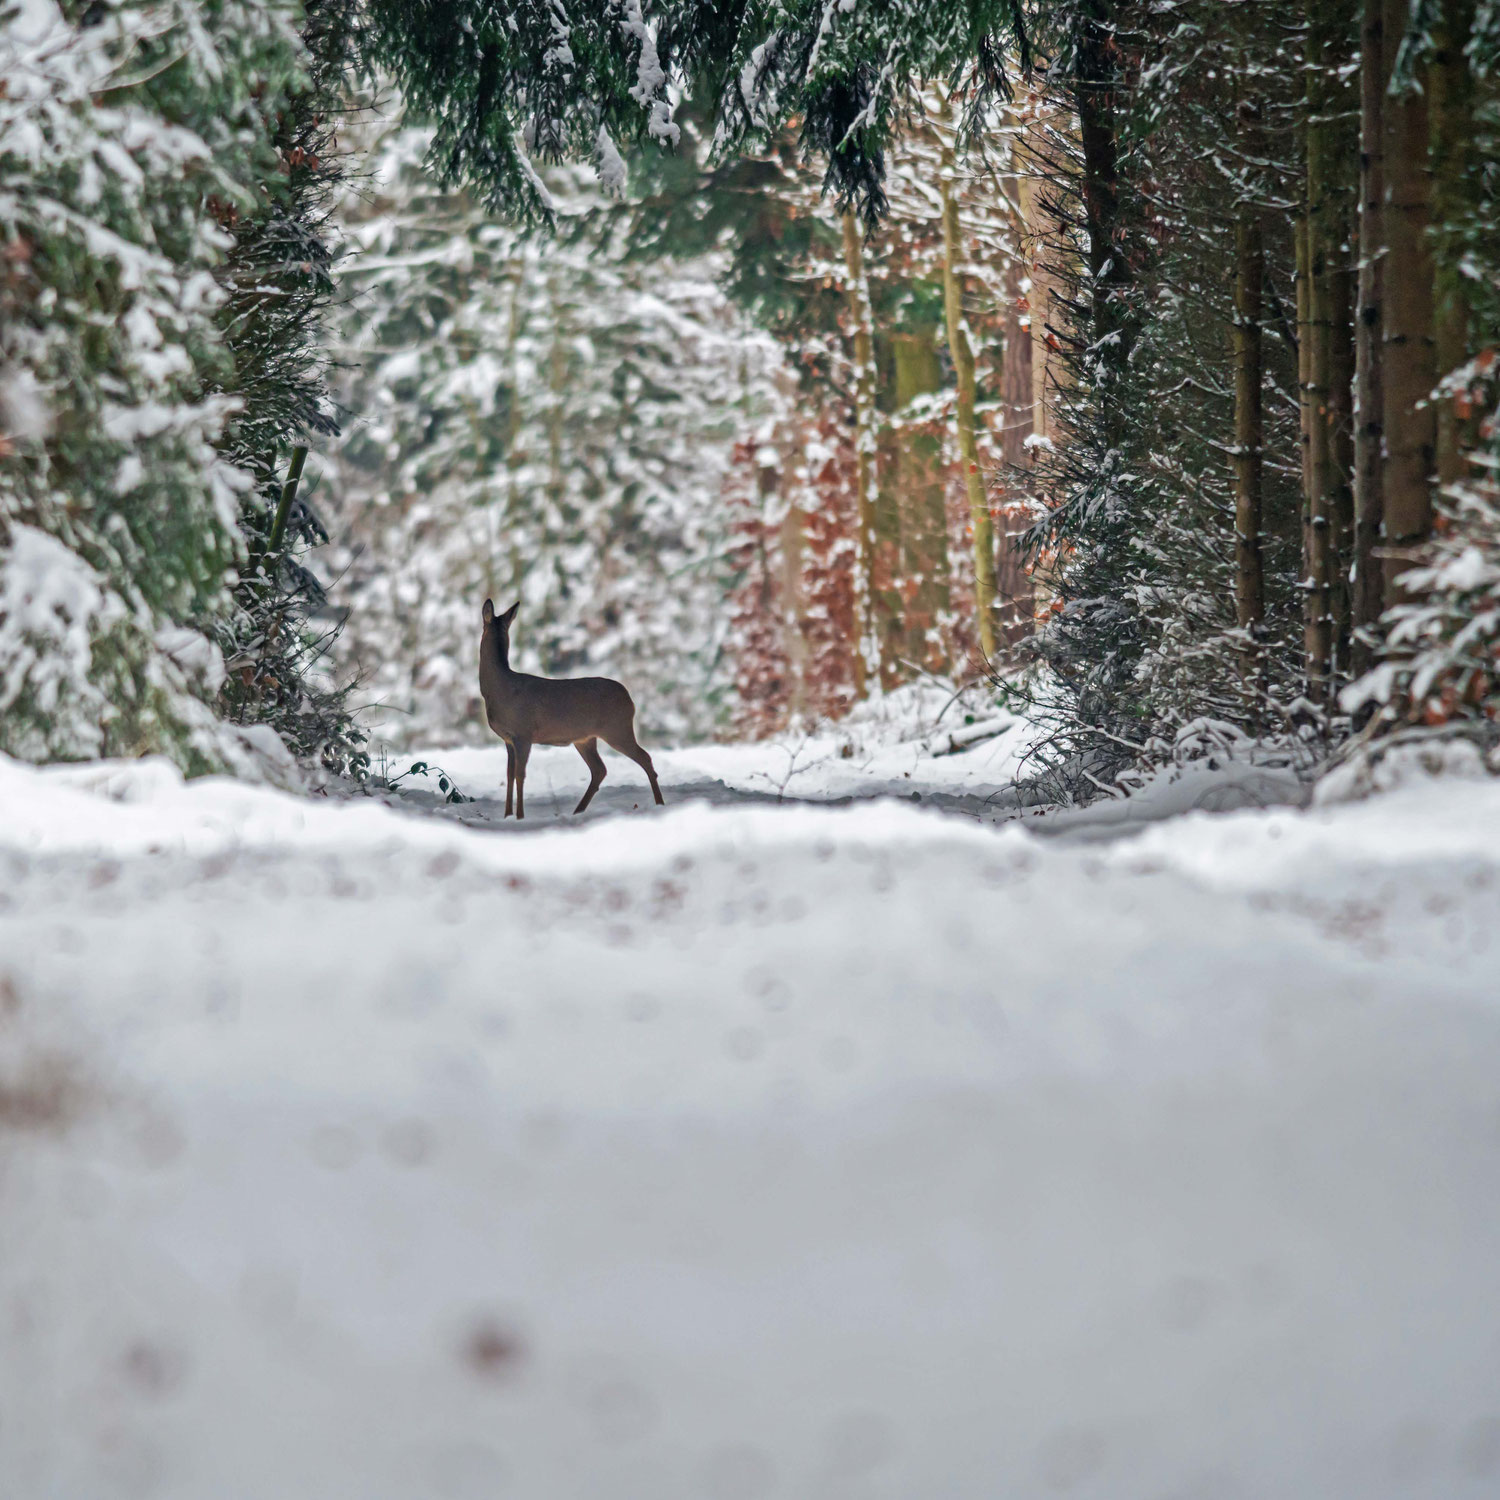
[0,0,310,774]
[319,117,784,749]
[361,0,1029,226]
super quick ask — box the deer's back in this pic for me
[483,671,635,745]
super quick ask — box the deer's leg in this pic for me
[604,727,665,807]
[512,736,532,820]
[574,737,607,814]
[504,741,515,819]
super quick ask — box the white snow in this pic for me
[3,747,1500,1499]
[417,713,1041,808]
[0,524,124,737]
[386,682,1044,808]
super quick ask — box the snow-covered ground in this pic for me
[378,682,1307,827]
[3,737,1500,1499]
[375,680,1048,816]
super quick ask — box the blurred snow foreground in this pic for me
[3,733,1500,1499]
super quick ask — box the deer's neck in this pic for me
[481,632,520,716]
[485,630,512,675]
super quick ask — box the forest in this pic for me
[4,4,1500,1496]
[3,0,1496,788]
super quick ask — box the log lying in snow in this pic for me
[928,715,1019,757]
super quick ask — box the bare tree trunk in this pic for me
[938,123,999,662]
[1074,6,1131,364]
[842,208,881,696]
[1302,1,1358,701]
[1380,0,1436,602]
[998,190,1036,649]
[497,262,525,600]
[1296,193,1326,695]
[1430,0,1475,487]
[1307,232,1335,704]
[1011,98,1066,623]
[1352,0,1386,672]
[890,330,950,674]
[1232,216,1265,647]
[1329,249,1357,678]
[1017,139,1055,454]
[779,495,808,720]
[1325,0,1360,682]
[546,271,567,524]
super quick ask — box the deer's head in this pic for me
[481,598,520,661]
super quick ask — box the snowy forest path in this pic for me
[365,775,1015,834]
[355,737,1309,842]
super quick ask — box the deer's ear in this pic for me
[482,599,494,625]
[501,601,520,625]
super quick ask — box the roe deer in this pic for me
[478,598,665,820]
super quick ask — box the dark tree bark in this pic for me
[1380,0,1436,602]
[1073,2,1133,369]
[1302,0,1357,698]
[1430,0,1476,487]
[1352,0,1387,671]
[1232,215,1266,645]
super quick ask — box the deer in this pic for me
[478,598,665,820]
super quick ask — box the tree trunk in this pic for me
[998,172,1036,649]
[1380,0,1436,602]
[1320,1,1359,683]
[546,271,567,525]
[1352,0,1386,672]
[1074,4,1131,366]
[1306,230,1334,702]
[1301,0,1357,701]
[497,262,525,600]
[1430,0,1476,487]
[779,495,808,721]
[842,208,881,696]
[1013,102,1059,621]
[890,330,950,674]
[1296,193,1326,694]
[1329,247,1357,678]
[1015,120,1056,454]
[938,126,999,661]
[1232,215,1265,648]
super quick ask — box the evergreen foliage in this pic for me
[212,0,368,771]
[1,0,306,770]
[358,0,1027,223]
[1,0,366,775]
